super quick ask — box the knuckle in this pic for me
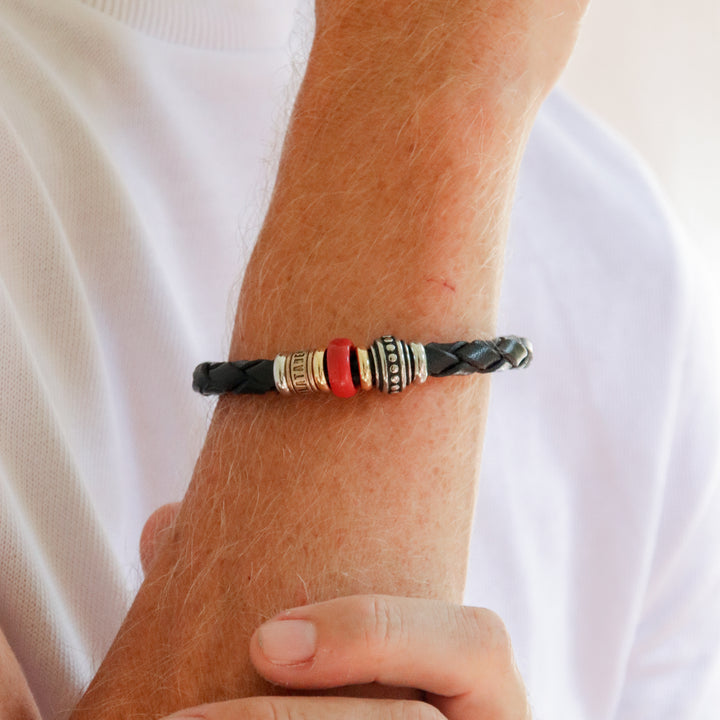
[356,595,406,655]
[463,606,514,667]
[458,608,530,718]
[386,701,445,720]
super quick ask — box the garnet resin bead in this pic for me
[326,338,357,398]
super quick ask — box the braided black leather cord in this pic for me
[192,335,533,396]
[193,360,275,395]
[425,336,533,377]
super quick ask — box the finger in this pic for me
[139,502,181,574]
[163,696,443,720]
[249,595,529,720]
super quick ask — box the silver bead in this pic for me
[369,341,387,392]
[287,351,316,394]
[312,349,331,393]
[274,349,329,395]
[371,336,412,393]
[410,342,428,384]
[273,354,291,395]
[356,347,373,392]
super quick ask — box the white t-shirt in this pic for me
[1,1,718,719]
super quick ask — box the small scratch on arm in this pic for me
[425,275,457,292]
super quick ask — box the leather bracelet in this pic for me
[193,335,532,398]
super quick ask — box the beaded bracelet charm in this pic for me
[193,335,532,398]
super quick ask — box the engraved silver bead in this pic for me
[287,350,316,394]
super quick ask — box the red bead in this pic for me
[327,338,357,398]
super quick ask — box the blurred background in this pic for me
[560,0,720,305]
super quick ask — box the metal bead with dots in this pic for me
[370,335,419,393]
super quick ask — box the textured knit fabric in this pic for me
[1,1,719,719]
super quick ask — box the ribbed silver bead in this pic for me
[369,335,422,393]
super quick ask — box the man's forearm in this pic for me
[72,4,574,718]
[237,9,525,357]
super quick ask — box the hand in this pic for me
[159,595,530,720]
